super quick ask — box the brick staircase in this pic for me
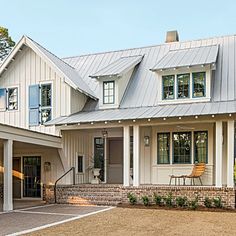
[56,184,123,206]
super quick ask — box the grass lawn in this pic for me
[27,207,236,236]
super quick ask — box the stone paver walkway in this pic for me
[0,204,113,236]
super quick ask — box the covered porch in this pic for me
[0,123,63,212]
[60,116,235,188]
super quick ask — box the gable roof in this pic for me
[0,36,97,100]
[150,44,219,71]
[89,55,143,78]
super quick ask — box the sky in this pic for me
[1,0,236,58]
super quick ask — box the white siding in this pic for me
[70,88,87,114]
[0,46,86,135]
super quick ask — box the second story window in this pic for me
[103,81,114,104]
[41,84,52,124]
[8,87,18,110]
[177,73,190,99]
[163,75,174,99]
[29,83,52,126]
[193,72,206,98]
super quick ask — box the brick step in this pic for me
[59,196,122,202]
[57,188,121,193]
[62,199,121,206]
[65,191,121,196]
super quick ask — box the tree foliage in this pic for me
[0,26,15,61]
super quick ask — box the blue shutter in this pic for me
[29,85,40,108]
[29,85,40,126]
[0,88,7,110]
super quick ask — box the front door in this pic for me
[23,156,41,198]
[13,157,21,198]
[107,138,123,183]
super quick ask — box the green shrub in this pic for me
[153,193,162,206]
[213,197,223,208]
[188,198,198,210]
[142,195,150,206]
[204,197,212,208]
[163,193,173,207]
[127,193,137,205]
[176,196,188,208]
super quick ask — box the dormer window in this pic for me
[177,73,190,99]
[103,81,115,104]
[163,75,174,99]
[193,72,206,98]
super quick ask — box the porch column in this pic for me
[133,125,140,186]
[3,139,13,212]
[215,121,223,187]
[123,126,130,186]
[227,120,234,187]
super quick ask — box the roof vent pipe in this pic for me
[165,30,179,43]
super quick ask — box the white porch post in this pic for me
[227,120,234,187]
[215,121,223,187]
[3,139,13,212]
[133,125,140,186]
[123,126,130,186]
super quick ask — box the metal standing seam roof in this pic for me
[45,100,236,126]
[27,37,97,100]
[89,55,143,78]
[44,34,236,125]
[150,45,219,71]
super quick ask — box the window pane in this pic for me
[157,133,170,164]
[78,156,83,172]
[194,131,208,163]
[193,72,206,97]
[41,108,51,124]
[8,87,18,110]
[103,81,115,104]
[0,88,6,110]
[41,84,52,107]
[173,132,191,164]
[177,74,190,98]
[94,138,104,181]
[162,75,174,99]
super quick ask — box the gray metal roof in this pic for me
[27,37,97,100]
[46,100,236,126]
[89,55,143,78]
[63,35,236,108]
[45,34,236,125]
[150,45,219,71]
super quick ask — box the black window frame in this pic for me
[103,81,115,104]
[77,155,84,173]
[194,131,208,163]
[177,73,190,99]
[173,132,192,164]
[192,72,206,98]
[157,133,170,164]
[40,83,52,124]
[162,75,175,100]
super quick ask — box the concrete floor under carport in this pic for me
[0,123,64,212]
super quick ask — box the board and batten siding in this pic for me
[0,46,87,135]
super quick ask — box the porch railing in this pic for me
[54,167,75,203]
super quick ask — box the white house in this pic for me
[0,31,235,210]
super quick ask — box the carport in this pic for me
[0,123,63,212]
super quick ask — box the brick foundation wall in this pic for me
[44,184,235,209]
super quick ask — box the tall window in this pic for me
[173,132,191,164]
[177,73,190,98]
[77,155,84,173]
[0,88,6,111]
[29,83,52,126]
[41,84,52,124]
[162,75,174,99]
[193,72,206,97]
[194,131,208,163]
[94,138,104,181]
[8,87,18,110]
[157,133,170,164]
[103,81,115,104]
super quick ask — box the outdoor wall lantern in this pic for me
[144,136,150,146]
[44,162,51,171]
[102,129,108,138]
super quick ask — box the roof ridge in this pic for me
[62,33,236,60]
